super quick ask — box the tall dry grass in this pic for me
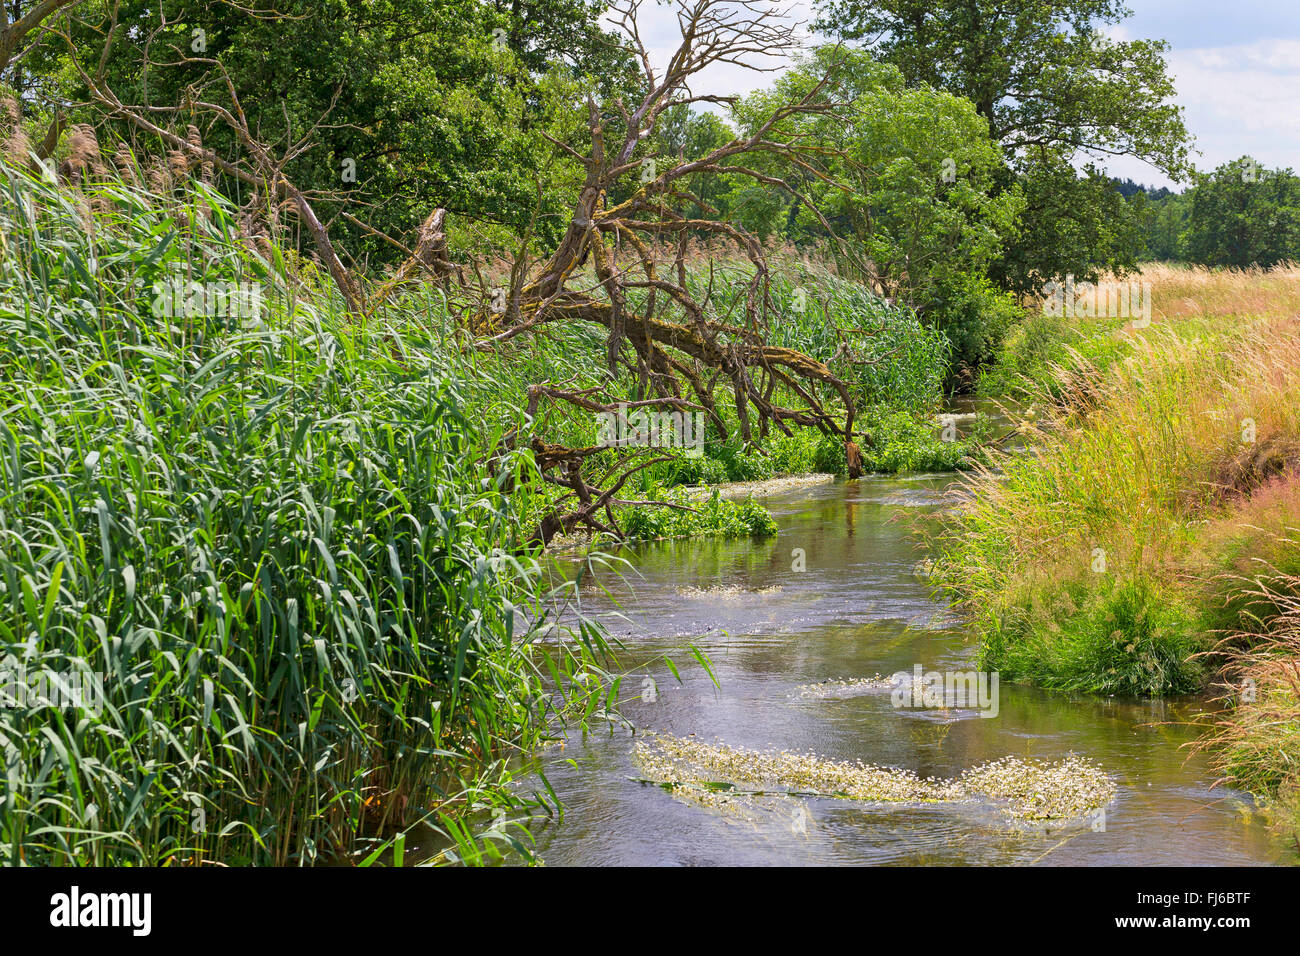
[941,265,1300,685]
[1192,571,1300,843]
[944,260,1300,831]
[1138,261,1300,322]
[981,261,1300,402]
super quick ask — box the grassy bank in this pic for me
[935,262,1300,835]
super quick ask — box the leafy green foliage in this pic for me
[619,489,778,541]
[992,158,1152,292]
[1136,188,1191,261]
[661,454,730,487]
[815,0,1190,293]
[866,409,991,473]
[815,0,1188,171]
[975,576,1203,697]
[813,435,849,475]
[707,440,775,483]
[755,265,952,410]
[43,0,627,259]
[1182,157,1300,268]
[814,410,990,475]
[731,50,1022,328]
[764,430,824,476]
[926,272,1026,370]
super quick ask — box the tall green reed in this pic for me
[0,160,612,865]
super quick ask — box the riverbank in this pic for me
[935,262,1300,840]
[0,155,993,865]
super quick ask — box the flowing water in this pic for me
[512,407,1298,866]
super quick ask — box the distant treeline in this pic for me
[1114,161,1300,267]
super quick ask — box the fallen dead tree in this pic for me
[456,1,884,543]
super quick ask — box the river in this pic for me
[511,409,1298,866]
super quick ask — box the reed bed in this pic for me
[0,161,612,865]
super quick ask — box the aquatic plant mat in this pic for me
[795,675,895,699]
[684,473,838,501]
[632,733,1115,823]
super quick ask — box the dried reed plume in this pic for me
[187,124,214,186]
[113,144,139,187]
[1,91,31,165]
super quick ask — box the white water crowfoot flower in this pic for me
[796,675,895,699]
[633,733,963,805]
[959,754,1117,821]
[632,734,1116,823]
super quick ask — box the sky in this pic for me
[622,0,1300,190]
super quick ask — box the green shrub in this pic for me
[927,272,1026,372]
[710,439,775,482]
[765,429,822,475]
[979,576,1203,697]
[619,487,778,540]
[814,435,849,475]
[813,411,989,475]
[865,409,991,473]
[662,454,730,487]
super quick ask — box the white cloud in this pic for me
[1047,37,1300,188]
[1168,39,1300,168]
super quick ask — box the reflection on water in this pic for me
[516,412,1297,866]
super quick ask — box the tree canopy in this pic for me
[1182,158,1300,269]
[35,1,630,259]
[814,0,1189,290]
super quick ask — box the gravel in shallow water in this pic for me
[682,473,837,501]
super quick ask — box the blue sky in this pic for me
[1102,0,1300,187]
[628,1,1300,189]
